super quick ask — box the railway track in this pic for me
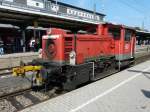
[134,52,150,65]
[0,68,13,76]
[0,86,65,112]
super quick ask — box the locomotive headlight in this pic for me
[69,51,76,65]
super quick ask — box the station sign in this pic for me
[49,2,104,22]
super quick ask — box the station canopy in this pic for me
[136,29,150,40]
[0,0,105,30]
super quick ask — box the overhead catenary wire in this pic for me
[117,0,150,29]
[118,0,145,15]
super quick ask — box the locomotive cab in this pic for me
[103,23,136,67]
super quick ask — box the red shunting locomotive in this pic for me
[13,23,136,90]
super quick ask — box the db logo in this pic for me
[125,44,129,50]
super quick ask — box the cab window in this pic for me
[108,28,120,39]
[125,30,132,41]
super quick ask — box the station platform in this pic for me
[21,60,150,112]
[0,52,38,69]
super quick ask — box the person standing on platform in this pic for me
[0,37,4,55]
[35,38,40,52]
[29,37,35,52]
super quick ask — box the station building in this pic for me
[0,0,105,54]
[136,28,150,45]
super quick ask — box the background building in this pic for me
[0,0,105,54]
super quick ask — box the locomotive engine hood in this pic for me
[42,35,58,60]
[42,28,66,64]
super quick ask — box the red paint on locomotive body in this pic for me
[100,23,136,61]
[75,34,113,64]
[42,23,136,64]
[42,29,66,62]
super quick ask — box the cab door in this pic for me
[123,29,133,59]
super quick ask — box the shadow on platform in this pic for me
[128,69,150,75]
[141,89,150,99]
[128,70,150,99]
[128,70,150,80]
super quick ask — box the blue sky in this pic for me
[60,0,150,30]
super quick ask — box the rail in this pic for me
[136,45,150,53]
[0,88,32,100]
[0,86,65,112]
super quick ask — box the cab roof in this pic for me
[102,22,136,31]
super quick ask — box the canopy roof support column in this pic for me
[20,26,27,52]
